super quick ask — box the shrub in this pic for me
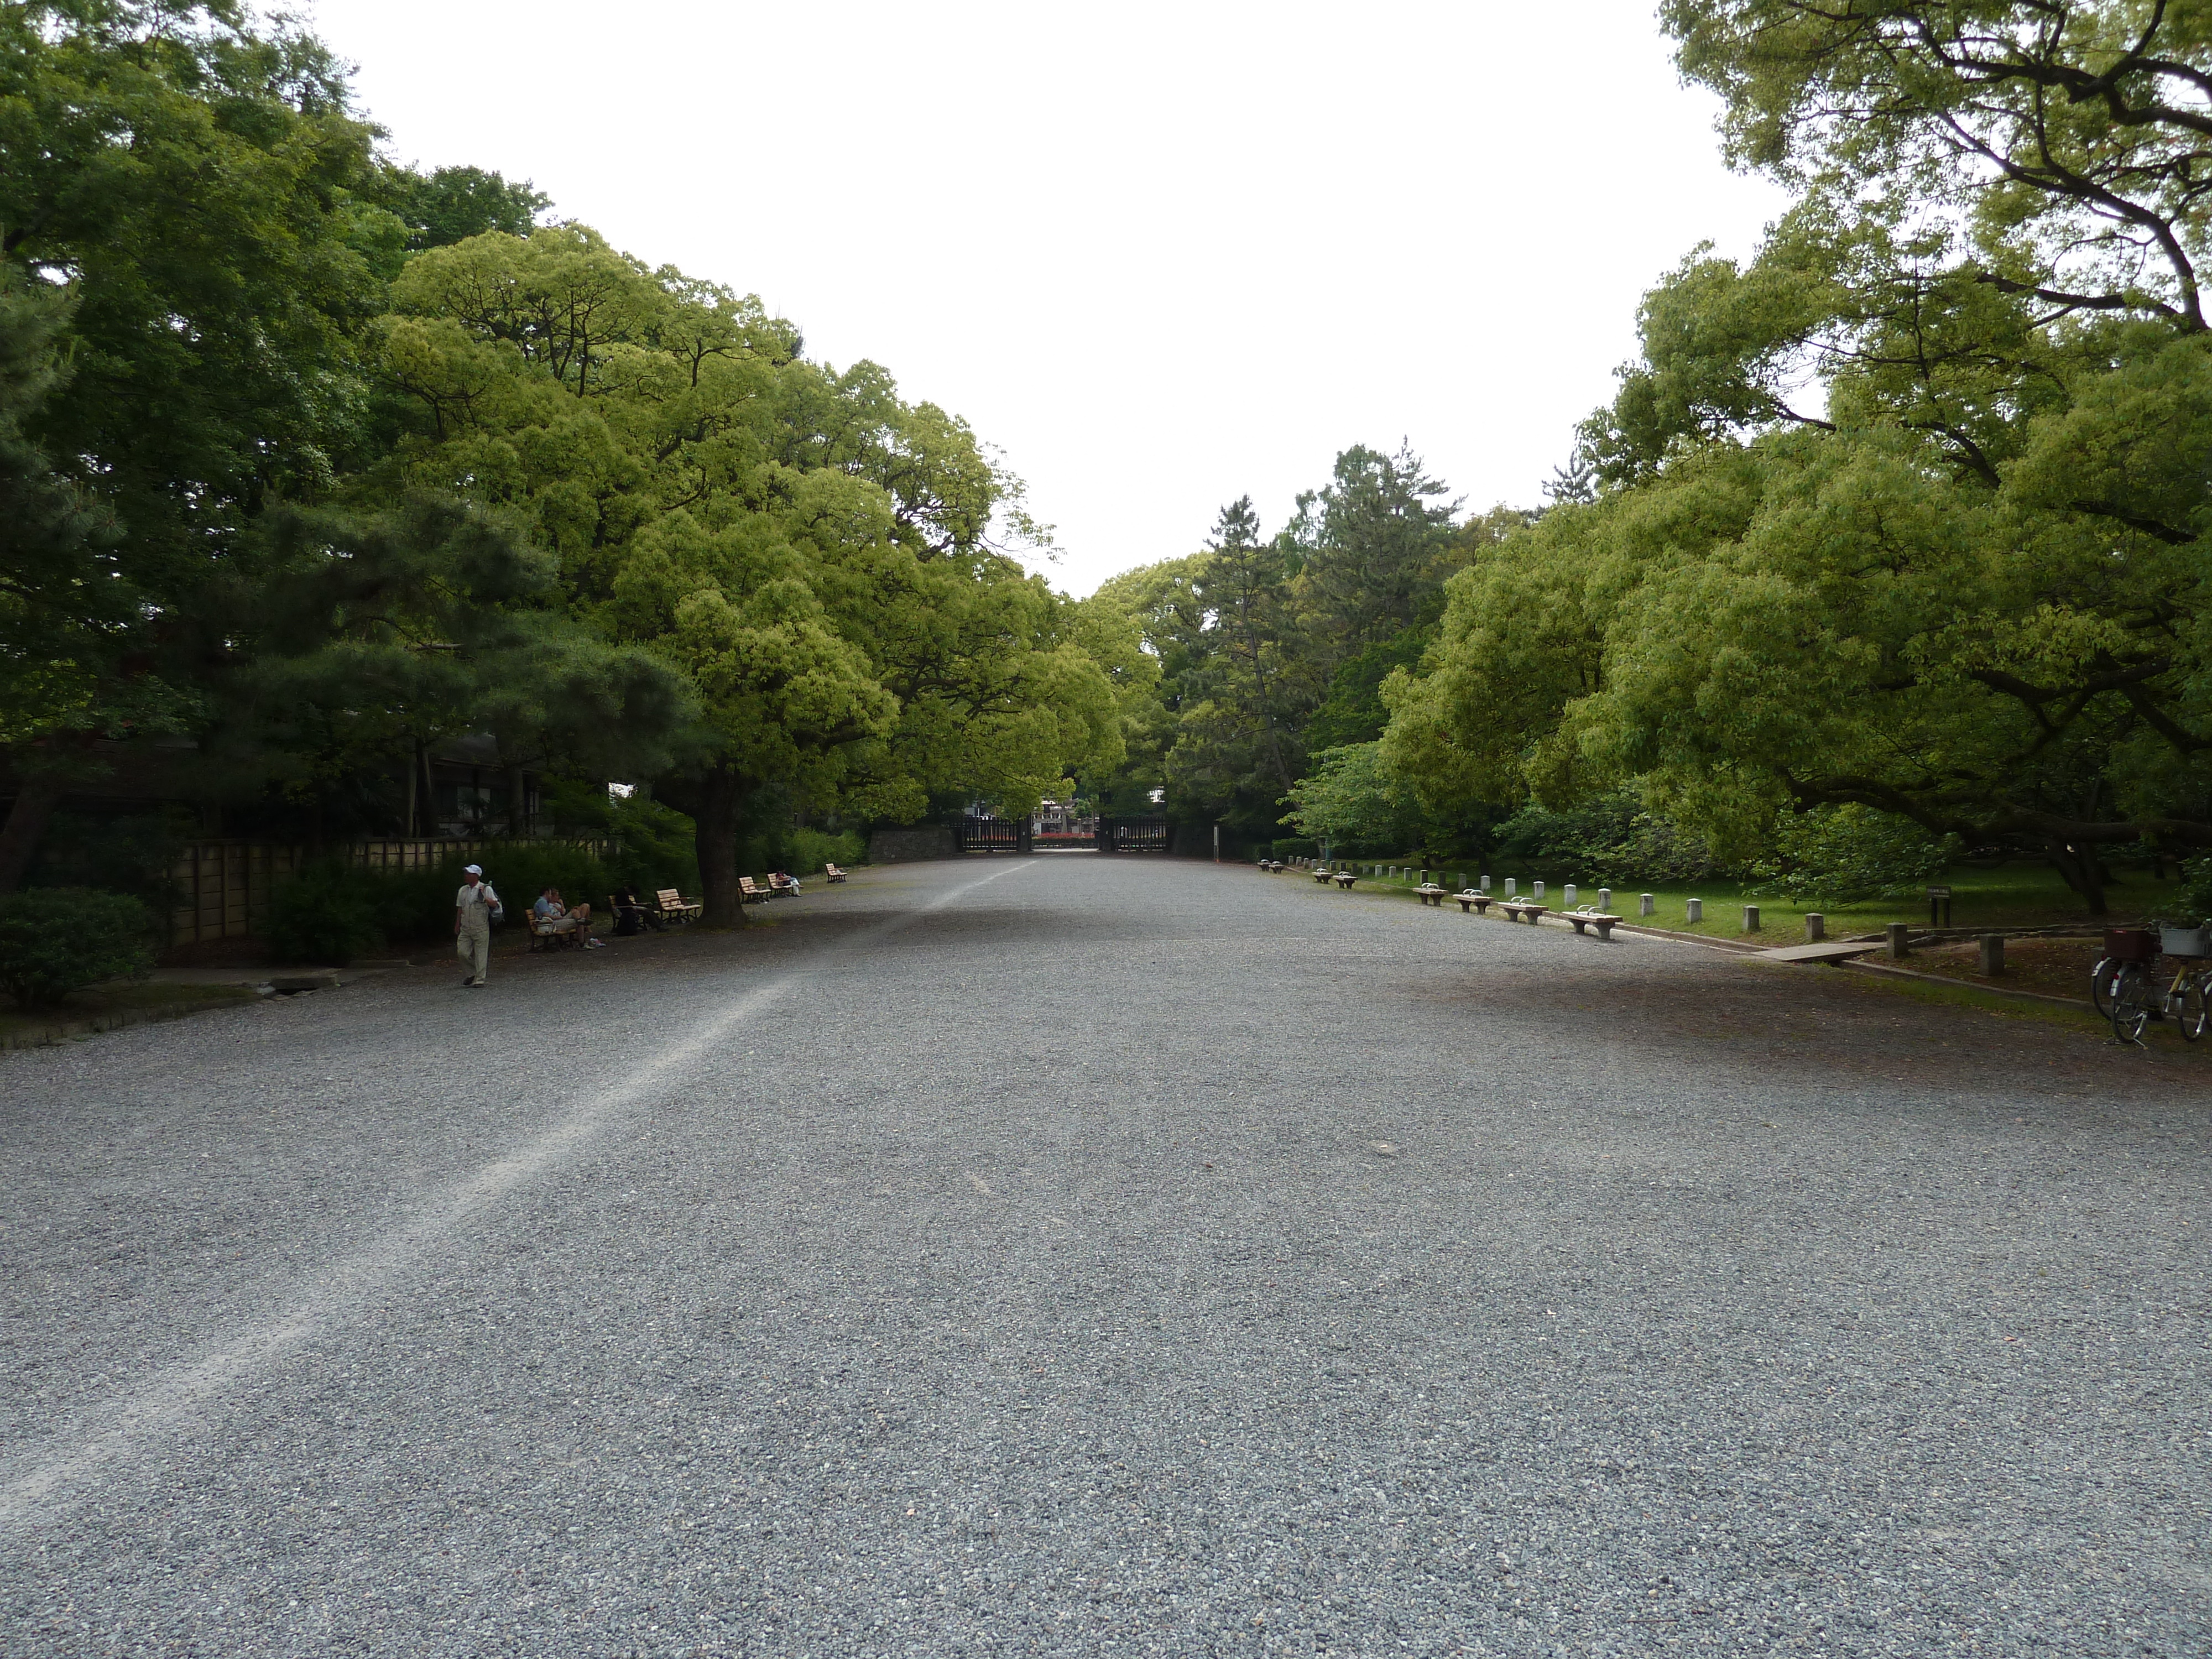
[0,888,157,1009]
[1749,805,1959,906]
[540,779,699,894]
[2174,855,2212,922]
[786,826,864,872]
[267,863,384,966]
[1493,794,1720,885]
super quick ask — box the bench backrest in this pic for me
[655,888,684,905]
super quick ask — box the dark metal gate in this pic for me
[1095,817,1168,853]
[955,817,1031,854]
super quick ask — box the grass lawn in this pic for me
[1327,859,2183,941]
[0,980,261,1048]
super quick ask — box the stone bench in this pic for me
[1561,911,1623,941]
[1312,867,1334,884]
[1499,901,1548,925]
[1453,891,1495,914]
[1334,871,1356,889]
[1417,884,1448,906]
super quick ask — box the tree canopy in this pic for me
[1374,0,2212,910]
[0,1,1123,920]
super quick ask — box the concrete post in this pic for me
[1887,922,1910,959]
[1597,888,1611,912]
[1685,898,1703,923]
[1533,880,1546,899]
[1743,904,1761,932]
[1640,893,1655,916]
[1979,933,2005,976]
[1804,913,1825,942]
[1480,875,1491,893]
[1564,884,1577,906]
[1504,878,1517,896]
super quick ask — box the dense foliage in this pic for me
[0,2,1119,928]
[0,886,154,1007]
[1087,453,1528,853]
[1371,1,2212,912]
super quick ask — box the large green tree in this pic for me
[0,0,398,880]
[1386,0,2212,910]
[382,227,1120,922]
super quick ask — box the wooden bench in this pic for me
[522,907,585,951]
[1417,884,1448,906]
[1562,911,1623,941]
[652,887,703,925]
[607,893,651,935]
[1453,891,1495,914]
[768,873,799,897]
[825,863,848,883]
[737,876,772,904]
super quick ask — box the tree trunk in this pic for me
[2047,838,2110,916]
[694,765,748,928]
[0,774,67,893]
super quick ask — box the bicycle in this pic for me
[2109,922,2212,1045]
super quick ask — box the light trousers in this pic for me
[456,921,491,983]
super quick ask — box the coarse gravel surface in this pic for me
[1,854,2208,1657]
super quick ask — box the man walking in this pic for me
[455,863,499,988]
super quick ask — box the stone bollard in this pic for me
[1504,878,1517,896]
[1743,904,1761,932]
[1480,875,1491,893]
[1686,898,1703,923]
[1805,913,1825,943]
[1887,922,1910,959]
[1979,933,2005,976]
[1640,893,1655,916]
[1598,888,1611,912]
[1455,873,1466,890]
[1564,884,1578,906]
[1533,880,1546,899]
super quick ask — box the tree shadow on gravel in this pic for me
[1414,947,2212,1097]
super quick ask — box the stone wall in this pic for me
[867,825,958,863]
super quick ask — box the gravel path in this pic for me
[2,855,2206,1656]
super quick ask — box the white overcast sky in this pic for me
[304,1,1789,596]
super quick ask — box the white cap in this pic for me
[463,864,483,875]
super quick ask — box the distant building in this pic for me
[1031,799,1097,838]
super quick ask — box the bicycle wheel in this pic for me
[2180,972,2209,1042]
[2111,964,2156,1045]
[2090,956,2117,1017]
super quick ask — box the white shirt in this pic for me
[455,881,499,916]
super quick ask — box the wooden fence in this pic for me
[169,837,615,945]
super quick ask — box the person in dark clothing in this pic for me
[611,886,654,935]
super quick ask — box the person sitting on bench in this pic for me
[611,885,653,935]
[533,888,596,945]
[771,869,802,896]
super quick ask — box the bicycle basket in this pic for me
[2159,924,2212,958]
[2105,927,2160,962]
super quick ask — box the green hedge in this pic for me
[0,888,157,1008]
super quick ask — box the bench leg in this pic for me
[1595,921,1615,942]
